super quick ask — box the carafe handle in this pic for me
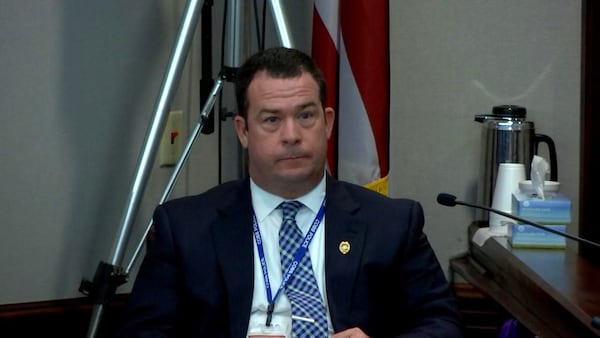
[534,133,558,181]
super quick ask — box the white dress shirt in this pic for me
[246,175,332,337]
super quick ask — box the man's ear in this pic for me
[324,107,335,139]
[233,115,249,148]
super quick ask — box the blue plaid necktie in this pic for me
[279,201,328,337]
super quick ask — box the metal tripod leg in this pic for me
[82,1,204,337]
[124,71,231,274]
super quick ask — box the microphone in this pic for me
[438,193,600,330]
[437,193,600,249]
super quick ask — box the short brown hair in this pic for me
[234,47,327,119]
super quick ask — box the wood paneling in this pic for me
[0,295,126,338]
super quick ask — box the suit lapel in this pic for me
[212,180,255,337]
[324,177,367,328]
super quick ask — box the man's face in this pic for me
[234,70,335,199]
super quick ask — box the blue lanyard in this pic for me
[252,198,326,326]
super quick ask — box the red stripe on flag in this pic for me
[312,4,340,177]
[340,0,389,178]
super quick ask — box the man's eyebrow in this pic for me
[258,108,278,114]
[297,102,318,110]
[259,102,318,113]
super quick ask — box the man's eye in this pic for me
[264,116,279,124]
[298,111,317,126]
[298,111,311,119]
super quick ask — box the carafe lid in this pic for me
[492,105,526,118]
[475,105,527,122]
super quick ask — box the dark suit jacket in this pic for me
[117,176,463,337]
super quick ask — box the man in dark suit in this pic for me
[117,47,463,337]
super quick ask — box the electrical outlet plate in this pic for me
[158,110,184,167]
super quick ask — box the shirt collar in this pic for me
[250,174,326,222]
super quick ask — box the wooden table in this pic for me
[450,222,600,338]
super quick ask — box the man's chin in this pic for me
[277,166,322,183]
[278,168,310,181]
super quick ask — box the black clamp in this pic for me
[79,261,128,305]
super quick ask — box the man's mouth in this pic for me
[279,154,306,161]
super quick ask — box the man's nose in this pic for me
[281,118,301,143]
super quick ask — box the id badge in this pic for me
[247,323,286,338]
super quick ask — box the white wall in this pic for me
[0,0,580,305]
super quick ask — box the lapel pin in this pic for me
[338,241,350,255]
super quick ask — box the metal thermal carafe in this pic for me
[474,105,558,220]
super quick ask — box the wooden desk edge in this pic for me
[450,253,553,337]
[453,222,600,338]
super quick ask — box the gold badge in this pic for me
[338,241,350,255]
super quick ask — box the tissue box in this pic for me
[509,223,566,249]
[509,192,571,249]
[511,192,572,224]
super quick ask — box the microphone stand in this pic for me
[79,1,294,337]
[437,193,600,249]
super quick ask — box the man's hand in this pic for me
[331,327,370,338]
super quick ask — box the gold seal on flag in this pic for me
[338,241,350,255]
